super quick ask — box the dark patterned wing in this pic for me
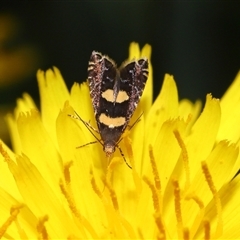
[87,51,117,116]
[119,58,149,128]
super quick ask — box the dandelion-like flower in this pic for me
[0,42,240,239]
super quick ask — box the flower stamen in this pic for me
[143,176,166,239]
[102,177,119,211]
[0,205,22,238]
[143,176,160,212]
[123,137,143,194]
[59,179,98,238]
[172,179,183,238]
[155,213,166,240]
[183,227,190,240]
[201,161,223,238]
[36,215,49,240]
[62,163,81,219]
[144,146,166,239]
[203,220,210,240]
[187,194,204,209]
[184,192,205,237]
[63,161,73,185]
[62,162,91,235]
[149,145,161,191]
[174,130,190,190]
[59,179,81,220]
[90,168,103,198]
[0,143,12,163]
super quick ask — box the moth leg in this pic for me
[116,144,132,169]
[68,111,103,147]
[76,141,98,149]
[128,112,144,130]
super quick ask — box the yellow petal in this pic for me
[185,94,221,176]
[5,93,37,153]
[128,42,140,60]
[16,109,63,197]
[0,141,22,201]
[0,187,38,239]
[217,71,240,142]
[5,113,21,154]
[178,99,202,134]
[151,119,187,190]
[70,82,96,126]
[15,93,37,115]
[56,102,101,171]
[7,154,81,238]
[37,67,70,144]
[145,74,179,145]
[195,174,240,239]
[181,141,238,237]
[219,175,240,238]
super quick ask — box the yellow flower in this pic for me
[1,42,240,239]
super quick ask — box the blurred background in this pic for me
[0,2,239,145]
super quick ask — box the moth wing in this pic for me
[88,51,117,116]
[119,58,149,124]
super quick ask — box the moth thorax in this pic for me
[104,142,116,157]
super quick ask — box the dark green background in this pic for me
[1,1,240,103]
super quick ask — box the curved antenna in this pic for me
[68,111,104,147]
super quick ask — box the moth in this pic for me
[73,51,148,167]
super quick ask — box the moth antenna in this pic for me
[68,112,104,147]
[73,111,99,133]
[116,145,132,169]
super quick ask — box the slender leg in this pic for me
[128,112,144,130]
[116,145,132,169]
[76,141,98,149]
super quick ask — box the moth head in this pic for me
[104,142,116,157]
